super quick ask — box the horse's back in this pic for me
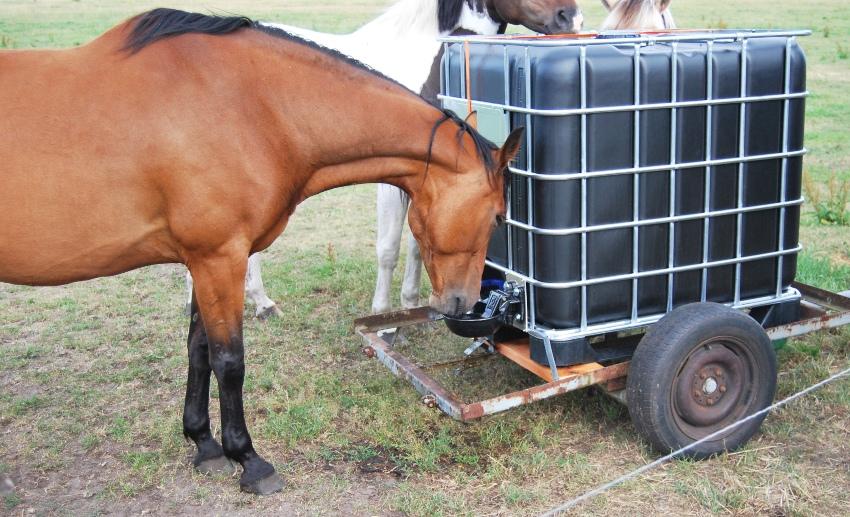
[0,30,230,285]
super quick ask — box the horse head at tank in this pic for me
[407,112,524,316]
[442,0,585,34]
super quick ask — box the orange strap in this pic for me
[464,40,473,118]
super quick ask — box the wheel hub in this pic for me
[691,365,728,406]
[674,343,748,428]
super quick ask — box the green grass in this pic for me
[1,0,849,515]
[797,250,850,291]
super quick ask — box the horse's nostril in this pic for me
[555,8,580,31]
[557,9,570,24]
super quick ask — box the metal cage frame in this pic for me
[439,30,811,347]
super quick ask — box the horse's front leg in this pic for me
[183,294,234,475]
[189,251,284,495]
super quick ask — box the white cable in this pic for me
[540,364,850,517]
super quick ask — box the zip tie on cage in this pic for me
[539,363,850,517]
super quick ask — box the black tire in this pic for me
[626,302,777,458]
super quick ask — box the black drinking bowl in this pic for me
[443,301,503,338]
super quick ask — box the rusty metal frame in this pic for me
[766,282,850,339]
[354,283,850,421]
[355,308,629,421]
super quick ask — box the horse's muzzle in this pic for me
[548,7,583,34]
[430,292,473,317]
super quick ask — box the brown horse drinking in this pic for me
[0,9,523,494]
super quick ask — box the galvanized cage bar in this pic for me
[504,149,806,182]
[734,39,749,305]
[667,41,679,313]
[503,45,514,272]
[504,198,803,236]
[776,38,794,296]
[441,29,811,47]
[437,92,807,118]
[523,46,539,335]
[579,45,589,331]
[701,41,715,302]
[631,42,642,322]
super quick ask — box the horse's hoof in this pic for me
[256,305,283,321]
[240,471,285,495]
[195,456,236,476]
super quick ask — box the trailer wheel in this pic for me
[626,302,777,458]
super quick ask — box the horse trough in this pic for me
[356,29,850,456]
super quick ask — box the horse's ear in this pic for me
[600,0,619,12]
[658,0,672,11]
[497,127,525,170]
[465,110,479,129]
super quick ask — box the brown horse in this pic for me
[0,9,522,494]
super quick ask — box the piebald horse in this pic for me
[600,0,676,30]
[205,0,584,318]
[0,9,523,494]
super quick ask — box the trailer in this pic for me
[355,30,849,457]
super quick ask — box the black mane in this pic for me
[439,0,498,33]
[428,109,499,179]
[123,8,400,87]
[123,8,253,54]
[124,8,502,178]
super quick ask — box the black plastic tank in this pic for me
[443,34,805,336]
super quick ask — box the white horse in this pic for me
[600,0,676,31]
[183,0,585,318]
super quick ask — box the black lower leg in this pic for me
[183,298,225,466]
[210,338,279,492]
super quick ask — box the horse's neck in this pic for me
[264,1,502,92]
[661,9,676,29]
[355,0,501,40]
[455,2,503,35]
[342,0,501,91]
[282,89,465,201]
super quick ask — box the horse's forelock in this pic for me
[602,0,669,30]
[438,0,489,32]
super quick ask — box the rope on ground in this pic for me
[539,364,850,517]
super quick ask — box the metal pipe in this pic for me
[504,198,803,236]
[734,39,749,304]
[580,46,588,331]
[485,246,802,290]
[631,42,641,323]
[437,91,807,118]
[776,38,793,296]
[667,42,679,313]
[506,149,806,182]
[439,29,812,47]
[701,41,715,302]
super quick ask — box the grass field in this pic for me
[1,0,849,515]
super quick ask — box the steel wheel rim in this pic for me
[670,336,759,441]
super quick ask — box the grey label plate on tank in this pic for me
[442,98,509,146]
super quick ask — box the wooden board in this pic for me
[495,338,603,382]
